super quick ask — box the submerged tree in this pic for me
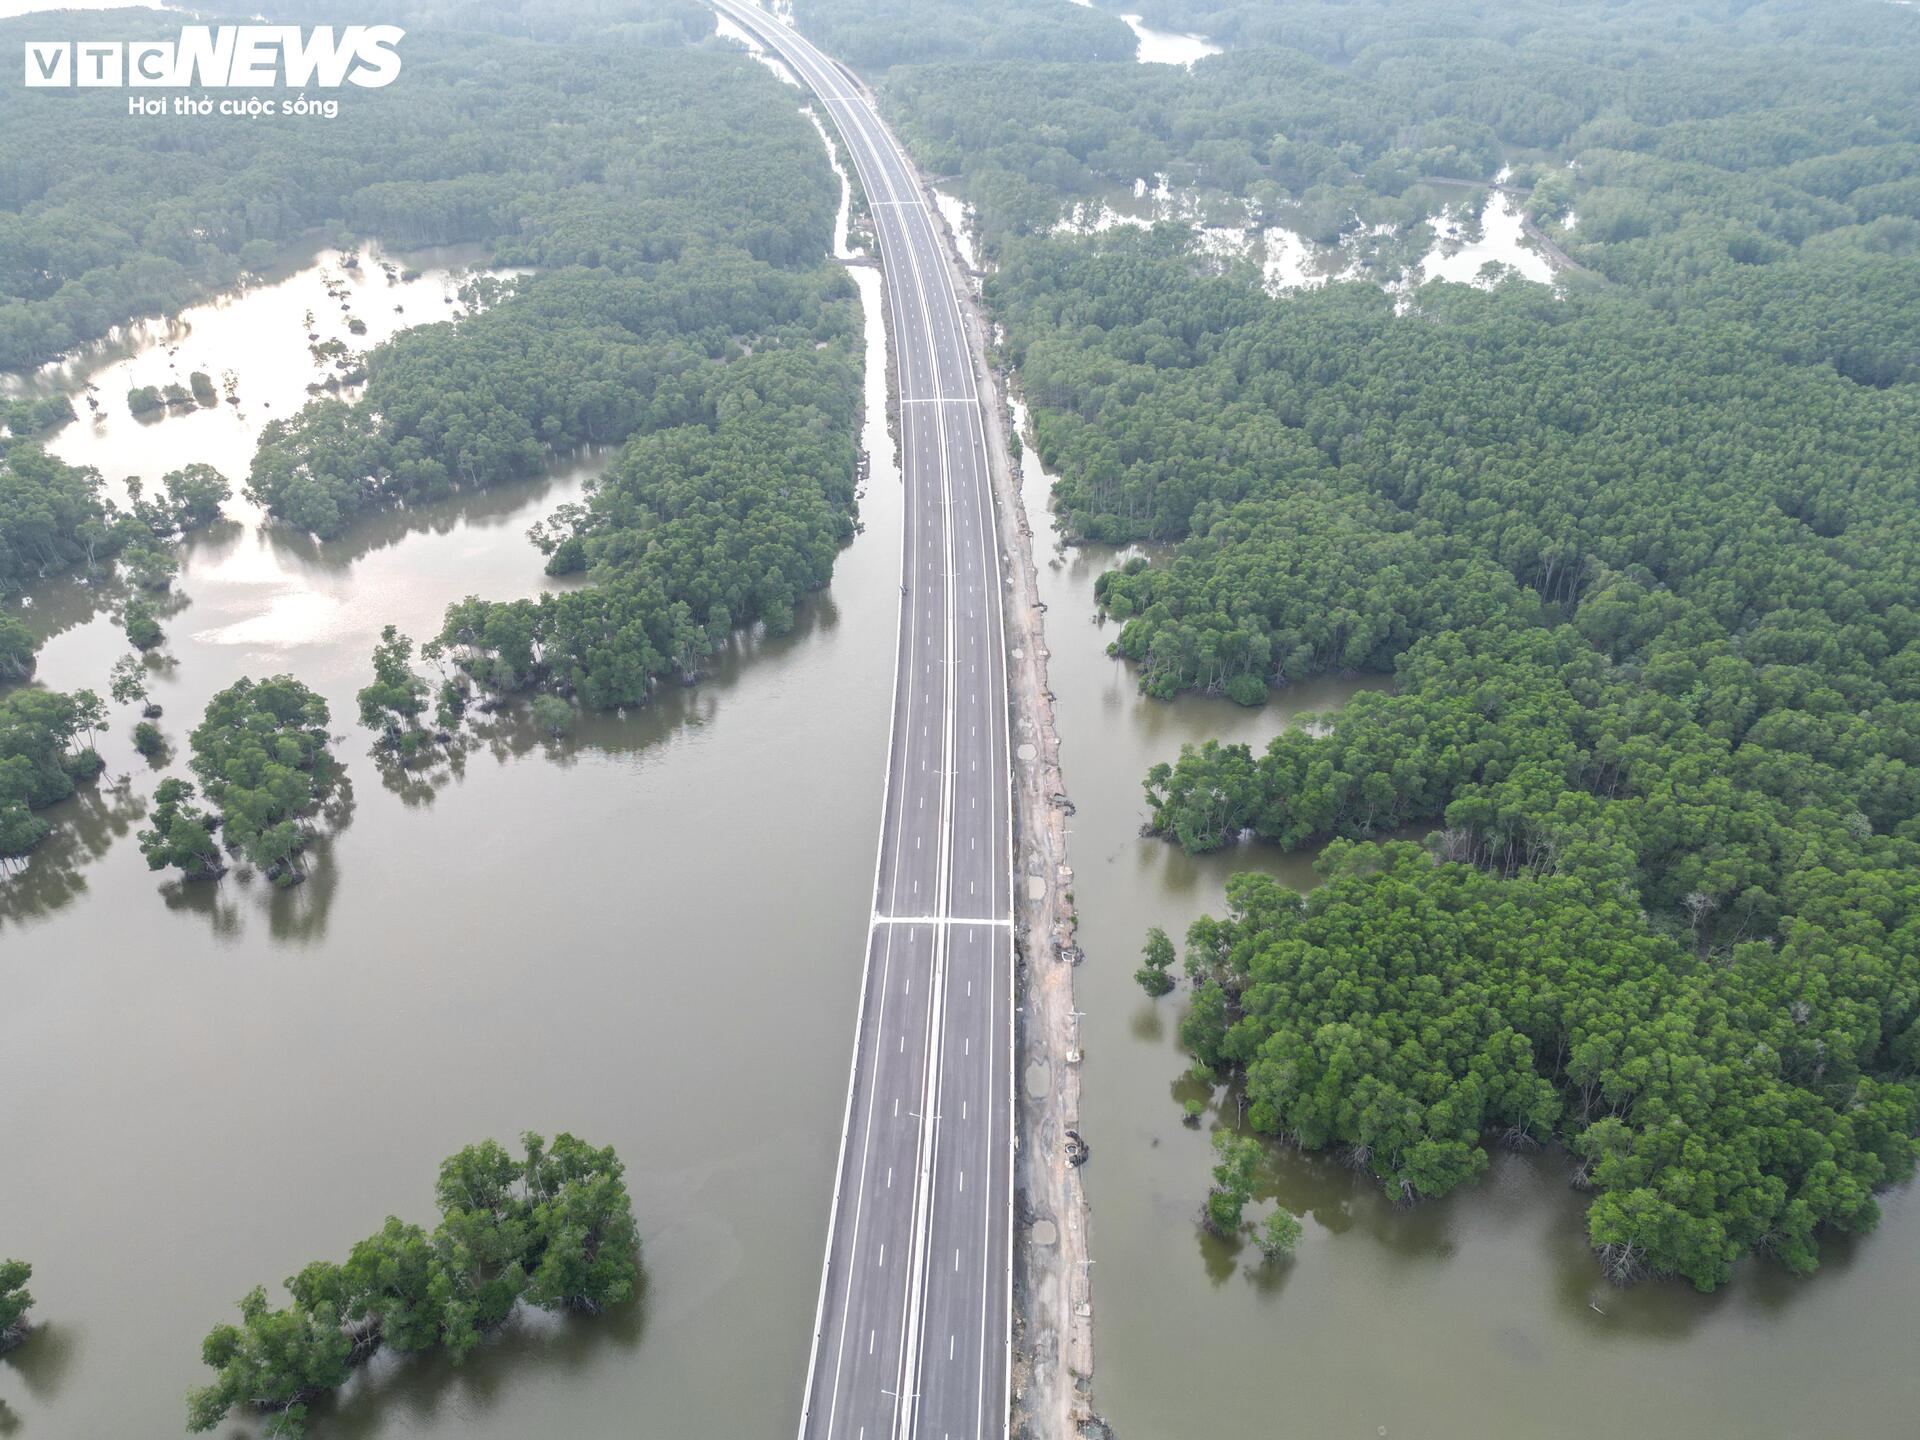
[138,778,224,880]
[1205,1131,1262,1237]
[1256,1209,1303,1262]
[161,464,231,531]
[108,654,149,712]
[121,596,163,651]
[356,625,433,759]
[187,1132,641,1438]
[188,676,336,886]
[1134,924,1176,997]
[0,617,34,682]
[0,1259,31,1352]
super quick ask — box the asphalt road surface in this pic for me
[708,5,1015,1438]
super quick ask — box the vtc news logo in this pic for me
[23,26,405,89]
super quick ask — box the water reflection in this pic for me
[0,775,143,930]
[2,1320,80,1404]
[318,1292,648,1440]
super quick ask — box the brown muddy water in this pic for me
[1009,410,1920,1439]
[0,220,900,1437]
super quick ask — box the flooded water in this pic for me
[1417,180,1555,287]
[714,10,803,86]
[7,242,508,493]
[1,184,902,1440]
[1119,12,1220,66]
[933,189,981,272]
[1063,0,1221,66]
[1007,402,1920,1436]
[1049,170,1557,300]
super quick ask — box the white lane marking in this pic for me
[872,915,1012,927]
[719,12,1014,1437]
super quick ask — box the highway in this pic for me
[707,4,1014,1438]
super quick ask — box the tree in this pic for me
[121,541,178,591]
[122,596,163,650]
[188,676,336,885]
[0,1259,30,1352]
[1205,1131,1261,1237]
[1257,1209,1303,1262]
[530,694,573,738]
[108,654,149,711]
[138,779,224,880]
[69,689,106,750]
[185,1286,354,1438]
[1134,924,1176,997]
[162,464,231,530]
[186,1132,641,1437]
[0,616,34,681]
[357,625,432,758]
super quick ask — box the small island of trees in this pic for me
[186,1132,641,1439]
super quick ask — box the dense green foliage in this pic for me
[186,677,337,887]
[357,625,440,759]
[794,0,1135,69]
[1174,844,1920,1289]
[436,333,859,708]
[232,37,849,537]
[0,616,33,682]
[889,0,1920,267]
[187,1132,640,1438]
[0,686,104,865]
[1,394,73,438]
[0,1258,29,1350]
[225,33,871,715]
[0,441,114,598]
[138,778,224,881]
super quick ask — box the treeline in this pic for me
[437,335,859,708]
[236,36,851,542]
[248,257,852,536]
[266,0,713,46]
[880,0,1919,289]
[0,440,111,599]
[792,0,1136,69]
[0,14,777,368]
[0,686,105,864]
[188,1132,640,1438]
[0,1258,28,1353]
